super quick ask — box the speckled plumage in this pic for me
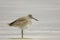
[9,15,32,28]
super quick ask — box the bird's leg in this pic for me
[21,28,23,39]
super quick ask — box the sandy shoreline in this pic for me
[0,38,60,40]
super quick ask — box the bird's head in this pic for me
[28,14,38,21]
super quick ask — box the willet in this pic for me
[9,14,38,39]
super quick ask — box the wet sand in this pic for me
[0,38,60,40]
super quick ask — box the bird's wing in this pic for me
[9,17,26,26]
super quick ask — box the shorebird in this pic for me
[9,14,38,39]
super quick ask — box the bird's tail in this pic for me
[8,23,13,26]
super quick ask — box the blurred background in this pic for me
[0,0,60,40]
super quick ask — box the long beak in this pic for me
[32,17,39,21]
